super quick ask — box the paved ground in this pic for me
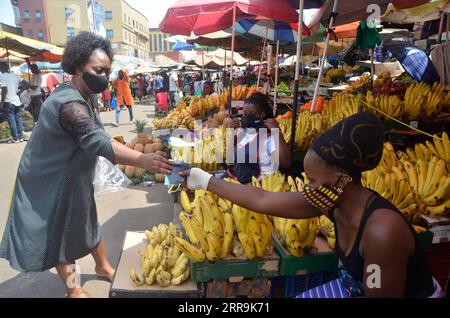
[0,103,176,298]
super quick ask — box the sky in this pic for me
[0,0,176,28]
[0,0,15,26]
[123,0,177,27]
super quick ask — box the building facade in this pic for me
[149,28,173,53]
[11,0,150,59]
[12,0,51,42]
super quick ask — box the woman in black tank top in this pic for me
[183,112,440,297]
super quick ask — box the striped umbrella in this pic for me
[235,19,311,44]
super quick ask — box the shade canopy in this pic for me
[160,0,299,36]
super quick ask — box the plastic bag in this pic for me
[94,157,131,194]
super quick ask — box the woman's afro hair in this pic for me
[61,31,114,75]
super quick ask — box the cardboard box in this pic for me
[274,235,338,277]
[109,231,205,298]
[190,248,280,283]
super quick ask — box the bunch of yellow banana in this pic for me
[277,93,359,151]
[268,175,319,257]
[129,223,191,287]
[363,140,450,221]
[366,91,403,119]
[403,82,447,120]
[171,126,227,172]
[176,190,235,262]
[318,215,336,249]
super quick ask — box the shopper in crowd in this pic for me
[221,93,291,184]
[155,72,164,93]
[183,112,441,298]
[137,74,145,102]
[0,32,172,298]
[101,85,112,111]
[169,70,179,110]
[26,60,43,124]
[162,71,170,93]
[0,62,24,143]
[183,75,192,96]
[112,69,134,126]
[130,75,137,99]
[193,73,204,96]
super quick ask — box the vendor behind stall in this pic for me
[223,93,292,184]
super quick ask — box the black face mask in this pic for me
[82,72,109,94]
[119,73,124,80]
[241,114,265,129]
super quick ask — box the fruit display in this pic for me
[176,190,235,261]
[0,122,11,140]
[117,121,165,179]
[345,74,372,94]
[272,81,292,96]
[129,223,191,287]
[318,215,336,249]
[362,137,450,222]
[366,91,403,120]
[255,173,319,257]
[277,93,359,151]
[403,82,446,120]
[323,65,360,83]
[373,76,407,97]
[177,186,274,261]
[171,125,227,172]
[299,96,328,113]
[152,85,258,130]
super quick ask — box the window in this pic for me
[27,29,33,38]
[67,27,75,38]
[65,8,73,20]
[124,31,127,40]
[158,34,162,52]
[105,11,112,20]
[35,10,42,19]
[128,17,131,25]
[106,29,114,38]
[23,10,30,19]
[38,30,44,39]
[133,20,135,28]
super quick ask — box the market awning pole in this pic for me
[290,0,305,156]
[257,27,269,88]
[310,0,339,113]
[274,40,280,116]
[224,47,227,93]
[446,13,449,42]
[438,13,445,44]
[202,51,205,77]
[228,3,237,113]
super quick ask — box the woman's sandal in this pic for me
[66,289,91,298]
[95,268,116,283]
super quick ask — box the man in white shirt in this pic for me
[27,60,43,123]
[0,62,24,143]
[169,71,179,110]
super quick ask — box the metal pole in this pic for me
[310,0,339,113]
[438,13,445,44]
[228,3,237,112]
[290,0,305,156]
[257,27,269,88]
[446,13,449,43]
[274,40,280,116]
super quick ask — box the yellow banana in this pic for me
[156,270,172,287]
[204,234,219,261]
[145,268,157,285]
[129,268,145,286]
[180,191,192,213]
[219,212,234,258]
[170,254,189,277]
[238,232,256,260]
[171,268,190,286]
[174,237,206,262]
[179,212,199,246]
